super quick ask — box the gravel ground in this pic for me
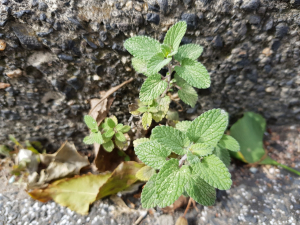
[0,125,299,225]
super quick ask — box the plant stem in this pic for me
[273,161,300,176]
[183,197,193,218]
[179,154,187,167]
[161,62,173,98]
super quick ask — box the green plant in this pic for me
[124,21,210,129]
[83,115,131,152]
[134,109,240,208]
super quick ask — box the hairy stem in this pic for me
[161,62,173,98]
[179,154,187,167]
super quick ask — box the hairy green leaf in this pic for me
[189,143,214,157]
[84,115,98,133]
[174,44,203,62]
[187,151,200,165]
[152,96,171,122]
[175,121,192,133]
[106,118,116,128]
[103,140,114,152]
[185,175,215,206]
[214,146,230,167]
[140,74,168,102]
[192,154,232,190]
[218,134,240,152]
[141,174,158,208]
[115,124,124,131]
[142,112,152,130]
[151,126,189,155]
[163,21,187,52]
[131,58,153,77]
[90,132,104,144]
[161,44,172,57]
[133,138,150,147]
[115,138,127,150]
[104,129,115,138]
[136,166,156,181]
[147,52,172,74]
[134,141,171,169]
[178,83,198,107]
[187,109,228,147]
[115,132,126,142]
[124,36,161,60]
[174,59,210,89]
[155,159,190,208]
[83,135,94,145]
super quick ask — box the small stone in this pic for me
[262,48,273,56]
[58,54,74,61]
[146,13,160,25]
[212,35,223,48]
[67,77,84,91]
[183,0,192,7]
[53,21,62,30]
[275,23,289,38]
[2,0,9,5]
[290,0,300,6]
[38,2,48,11]
[6,69,23,78]
[31,0,38,7]
[157,0,168,15]
[271,39,281,51]
[0,39,6,50]
[248,14,261,25]
[181,13,197,29]
[264,17,273,31]
[99,31,107,42]
[39,13,47,21]
[240,0,260,12]
[225,75,235,84]
[265,87,275,92]
[250,167,258,174]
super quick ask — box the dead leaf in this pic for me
[161,196,189,213]
[28,172,112,215]
[6,69,23,78]
[27,142,90,189]
[0,83,10,89]
[0,40,6,51]
[28,161,143,215]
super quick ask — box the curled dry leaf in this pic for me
[28,161,143,215]
[27,142,90,189]
[0,83,10,89]
[161,195,189,213]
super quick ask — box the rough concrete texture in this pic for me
[0,0,300,149]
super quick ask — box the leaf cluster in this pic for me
[83,115,131,152]
[134,109,240,208]
[124,21,210,111]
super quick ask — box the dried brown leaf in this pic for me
[0,83,10,89]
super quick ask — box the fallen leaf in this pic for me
[28,161,143,215]
[28,172,112,215]
[0,83,10,89]
[161,196,189,213]
[27,142,90,189]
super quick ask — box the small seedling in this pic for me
[83,115,131,152]
[124,21,210,129]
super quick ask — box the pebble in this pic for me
[146,13,160,25]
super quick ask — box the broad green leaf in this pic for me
[131,58,153,77]
[140,74,168,102]
[103,140,114,152]
[84,115,98,133]
[148,107,158,113]
[189,143,214,157]
[101,122,111,131]
[175,121,192,133]
[166,110,179,121]
[141,173,158,208]
[134,141,171,169]
[110,116,118,125]
[136,166,156,181]
[155,159,190,208]
[115,124,124,131]
[151,126,189,155]
[161,44,172,57]
[115,132,126,142]
[163,21,187,52]
[102,135,112,143]
[187,109,228,147]
[138,106,148,113]
[214,146,230,167]
[147,52,172,74]
[185,175,215,206]
[120,125,131,133]
[0,145,11,157]
[90,132,104,144]
[106,118,116,128]
[192,154,232,190]
[218,134,240,152]
[83,135,94,145]
[124,36,161,60]
[104,128,115,138]
[187,151,200,165]
[178,83,198,107]
[174,59,210,89]
[230,112,266,163]
[142,112,152,130]
[174,44,203,62]
[133,138,150,147]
